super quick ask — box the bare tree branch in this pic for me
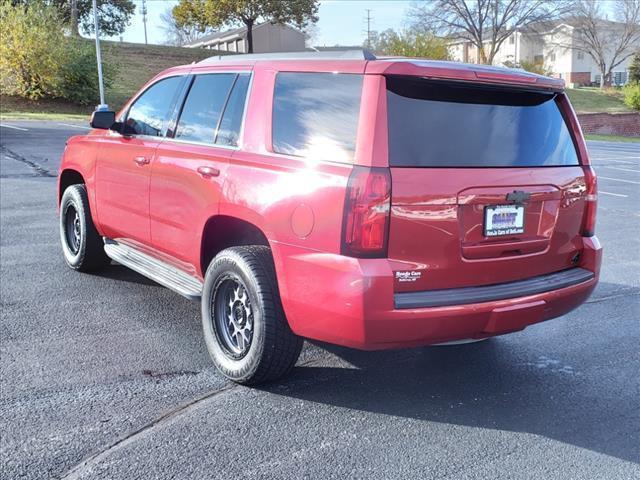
[409,0,572,64]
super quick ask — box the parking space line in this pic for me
[603,166,640,173]
[600,191,628,198]
[598,176,640,185]
[593,159,637,165]
[0,124,28,131]
[57,123,90,130]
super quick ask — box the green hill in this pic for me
[1,40,221,120]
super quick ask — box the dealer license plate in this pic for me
[484,205,525,237]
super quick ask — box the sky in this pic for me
[111,0,413,46]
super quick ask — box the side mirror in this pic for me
[90,110,116,130]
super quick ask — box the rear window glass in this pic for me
[272,72,363,163]
[386,76,579,167]
[175,73,236,144]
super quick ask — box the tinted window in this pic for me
[386,76,579,167]
[216,74,250,146]
[272,73,363,163]
[175,73,236,144]
[126,76,184,136]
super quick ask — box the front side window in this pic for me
[272,72,363,163]
[175,73,237,144]
[386,76,579,168]
[125,76,184,136]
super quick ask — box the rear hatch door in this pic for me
[385,76,588,292]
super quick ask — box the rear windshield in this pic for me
[386,76,579,167]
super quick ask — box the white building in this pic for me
[184,22,306,54]
[449,19,639,86]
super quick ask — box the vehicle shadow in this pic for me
[262,281,639,465]
[269,339,638,464]
[98,263,163,287]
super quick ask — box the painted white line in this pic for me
[58,123,90,130]
[600,191,628,198]
[593,158,636,165]
[0,124,28,131]
[598,176,640,185]
[603,166,640,173]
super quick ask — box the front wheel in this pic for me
[201,246,303,385]
[59,184,110,272]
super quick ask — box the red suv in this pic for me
[58,51,601,384]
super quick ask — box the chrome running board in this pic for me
[103,239,203,301]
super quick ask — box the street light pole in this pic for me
[93,0,107,110]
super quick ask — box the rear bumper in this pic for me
[274,236,602,350]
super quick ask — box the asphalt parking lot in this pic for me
[1,120,639,479]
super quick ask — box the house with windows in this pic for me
[449,19,639,86]
[184,22,306,53]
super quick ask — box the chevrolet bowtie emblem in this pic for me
[506,190,531,204]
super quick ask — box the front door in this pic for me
[95,75,186,245]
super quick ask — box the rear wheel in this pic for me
[59,184,110,271]
[202,246,302,385]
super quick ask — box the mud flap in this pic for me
[483,300,546,335]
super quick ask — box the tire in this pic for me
[201,246,303,385]
[59,184,110,272]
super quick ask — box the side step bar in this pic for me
[103,239,203,301]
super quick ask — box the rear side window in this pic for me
[386,76,579,167]
[272,72,363,163]
[175,73,237,144]
[125,76,184,136]
[216,74,250,146]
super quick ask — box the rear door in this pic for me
[385,76,589,292]
[150,72,251,271]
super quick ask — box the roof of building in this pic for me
[184,22,305,47]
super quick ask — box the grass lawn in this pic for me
[1,40,216,121]
[566,87,632,114]
[584,134,640,143]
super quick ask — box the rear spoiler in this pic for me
[366,60,564,91]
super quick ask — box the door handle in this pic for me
[197,166,220,178]
[133,156,150,166]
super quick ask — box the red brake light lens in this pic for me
[341,166,391,258]
[581,165,597,237]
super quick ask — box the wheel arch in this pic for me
[200,215,270,276]
[58,169,86,204]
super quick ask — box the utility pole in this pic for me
[141,0,148,45]
[364,9,373,49]
[93,0,107,110]
[70,0,79,36]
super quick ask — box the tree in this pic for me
[0,0,115,103]
[409,0,571,65]
[159,6,213,46]
[369,29,451,60]
[173,0,319,53]
[630,51,640,83]
[567,0,640,88]
[11,0,135,37]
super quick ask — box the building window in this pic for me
[549,51,556,62]
[577,52,584,60]
[509,35,515,45]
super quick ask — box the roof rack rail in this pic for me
[198,49,377,64]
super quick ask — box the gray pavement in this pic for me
[1,120,639,479]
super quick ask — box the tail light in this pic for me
[581,165,597,237]
[341,166,391,258]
